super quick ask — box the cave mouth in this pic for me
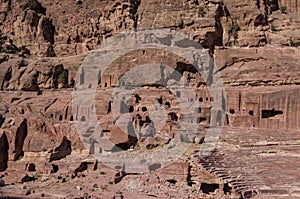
[14,119,28,161]
[27,163,36,172]
[200,183,219,194]
[0,133,9,172]
[49,136,72,162]
[166,179,177,184]
[223,182,232,195]
[129,106,134,113]
[0,114,4,127]
[168,112,178,121]
[261,109,283,118]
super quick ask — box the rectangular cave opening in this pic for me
[199,183,219,194]
[261,109,283,118]
[102,130,111,134]
[197,117,206,124]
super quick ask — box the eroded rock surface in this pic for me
[0,0,299,198]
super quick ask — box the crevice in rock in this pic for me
[131,0,141,29]
[0,133,9,171]
[44,98,58,113]
[14,119,28,161]
[214,3,224,48]
[51,164,59,173]
[1,66,12,90]
[223,182,233,195]
[0,114,4,128]
[256,0,261,9]
[186,163,192,186]
[45,45,56,57]
[40,17,56,45]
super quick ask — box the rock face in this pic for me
[279,0,300,14]
[0,58,73,91]
[1,0,140,56]
[0,0,299,198]
[225,86,300,130]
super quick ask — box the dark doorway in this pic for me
[200,183,219,194]
[261,109,283,118]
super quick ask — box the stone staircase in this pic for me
[195,150,262,199]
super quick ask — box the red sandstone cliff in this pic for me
[0,0,299,198]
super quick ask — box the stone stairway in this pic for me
[196,150,261,199]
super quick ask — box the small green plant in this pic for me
[230,21,240,45]
[232,31,238,41]
[3,10,9,16]
[140,159,147,164]
[134,143,141,150]
[0,48,8,53]
[270,23,277,31]
[100,171,106,175]
[100,185,108,191]
[231,21,240,39]
[289,37,295,47]
[34,173,41,178]
[58,70,68,85]
[232,21,240,32]
[280,6,287,13]
[180,134,191,143]
[198,6,205,17]
[93,184,98,188]
[17,155,24,160]
[159,143,166,148]
[108,181,113,185]
[20,45,27,51]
